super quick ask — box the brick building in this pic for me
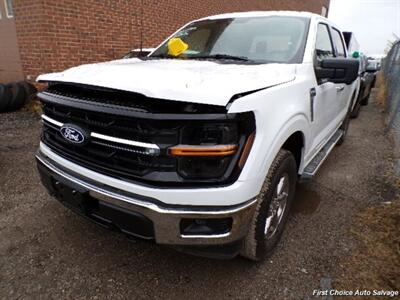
[0,0,329,84]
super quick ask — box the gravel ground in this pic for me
[0,92,397,299]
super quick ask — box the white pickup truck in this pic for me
[36,11,359,261]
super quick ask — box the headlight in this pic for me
[180,123,239,145]
[169,122,241,180]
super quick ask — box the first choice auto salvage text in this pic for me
[313,289,399,297]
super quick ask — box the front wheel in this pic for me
[240,149,297,261]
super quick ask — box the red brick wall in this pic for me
[0,1,23,83]
[13,0,329,81]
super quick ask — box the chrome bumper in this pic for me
[36,151,257,246]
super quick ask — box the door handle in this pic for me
[336,86,345,92]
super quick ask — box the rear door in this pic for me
[330,27,354,115]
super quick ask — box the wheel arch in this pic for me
[281,131,305,172]
[252,114,309,183]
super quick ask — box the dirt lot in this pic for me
[0,92,398,299]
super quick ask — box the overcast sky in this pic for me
[328,0,400,56]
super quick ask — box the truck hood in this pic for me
[37,58,296,106]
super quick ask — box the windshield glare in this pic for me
[151,16,310,63]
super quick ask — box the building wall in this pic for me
[0,0,23,83]
[13,0,329,82]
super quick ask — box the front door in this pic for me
[310,23,343,154]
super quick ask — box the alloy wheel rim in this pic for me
[264,173,290,239]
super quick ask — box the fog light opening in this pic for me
[180,218,233,236]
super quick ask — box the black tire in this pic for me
[240,149,297,261]
[6,82,28,111]
[0,84,12,112]
[20,81,37,100]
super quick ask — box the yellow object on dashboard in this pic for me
[167,38,188,56]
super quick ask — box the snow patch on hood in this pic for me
[37,58,296,106]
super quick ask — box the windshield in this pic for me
[151,16,310,64]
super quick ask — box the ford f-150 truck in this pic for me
[35,11,359,261]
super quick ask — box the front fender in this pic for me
[239,113,309,198]
[260,114,309,175]
[228,80,312,195]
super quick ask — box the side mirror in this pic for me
[315,58,359,84]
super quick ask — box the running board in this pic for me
[300,129,344,181]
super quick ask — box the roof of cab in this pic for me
[198,11,320,21]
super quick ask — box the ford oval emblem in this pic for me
[60,125,87,144]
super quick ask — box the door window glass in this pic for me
[316,23,334,59]
[332,28,346,57]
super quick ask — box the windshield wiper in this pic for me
[190,54,253,62]
[146,53,255,63]
[146,53,179,59]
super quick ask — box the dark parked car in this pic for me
[350,55,379,118]
[342,31,379,118]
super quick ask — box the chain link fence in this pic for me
[382,40,400,155]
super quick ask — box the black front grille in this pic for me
[39,84,254,187]
[42,104,181,184]
[43,102,182,145]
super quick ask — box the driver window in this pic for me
[316,23,334,60]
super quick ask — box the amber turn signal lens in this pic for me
[170,144,238,157]
[238,132,255,169]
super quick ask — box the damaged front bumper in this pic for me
[36,150,257,257]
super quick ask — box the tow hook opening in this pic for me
[180,218,233,236]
